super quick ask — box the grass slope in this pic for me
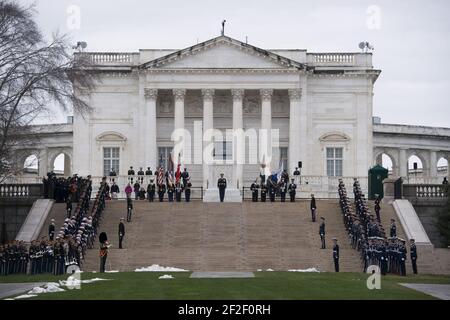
[2,272,450,300]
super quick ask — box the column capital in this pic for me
[288,88,302,101]
[144,88,158,100]
[173,89,186,101]
[231,89,245,101]
[260,89,273,101]
[201,89,215,101]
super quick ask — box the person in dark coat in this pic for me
[145,167,153,175]
[250,180,259,202]
[99,232,109,273]
[48,219,55,241]
[288,179,296,202]
[410,238,418,274]
[310,194,317,222]
[390,219,397,238]
[158,183,166,202]
[118,218,125,249]
[332,238,340,272]
[260,184,267,202]
[184,179,192,202]
[217,173,227,202]
[319,217,326,249]
[133,181,140,200]
[147,180,156,202]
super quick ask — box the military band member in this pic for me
[147,180,156,202]
[400,240,407,276]
[181,168,190,187]
[260,184,267,202]
[133,181,140,200]
[332,238,340,272]
[127,166,135,176]
[175,182,182,202]
[374,198,381,222]
[269,181,276,202]
[126,197,133,222]
[137,167,144,176]
[145,167,153,175]
[390,219,397,238]
[158,183,166,202]
[118,218,125,249]
[99,232,109,273]
[310,194,317,222]
[410,238,418,274]
[167,183,175,202]
[184,178,192,202]
[48,219,55,241]
[319,217,326,249]
[280,179,287,202]
[217,173,227,202]
[288,179,296,202]
[250,180,259,202]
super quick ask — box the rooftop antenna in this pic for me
[245,36,248,44]
[72,41,87,52]
[221,19,226,36]
[358,41,374,53]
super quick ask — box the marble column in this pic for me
[260,89,273,170]
[399,148,407,178]
[173,89,186,165]
[288,88,302,175]
[232,89,244,189]
[202,89,214,189]
[429,150,437,179]
[38,148,48,177]
[144,88,158,170]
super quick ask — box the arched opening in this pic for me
[437,157,448,178]
[52,153,71,176]
[375,152,395,176]
[23,155,38,174]
[408,155,423,173]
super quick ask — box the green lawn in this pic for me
[2,272,450,300]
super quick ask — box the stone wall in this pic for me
[0,199,35,243]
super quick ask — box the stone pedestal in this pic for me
[382,177,397,203]
[203,188,242,202]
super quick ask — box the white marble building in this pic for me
[71,35,380,196]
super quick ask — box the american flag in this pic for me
[157,166,164,186]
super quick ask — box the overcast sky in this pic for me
[22,0,450,128]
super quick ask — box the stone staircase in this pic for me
[79,200,362,272]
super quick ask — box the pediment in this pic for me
[96,132,127,142]
[140,36,305,70]
[319,132,350,142]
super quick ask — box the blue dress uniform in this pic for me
[175,184,182,202]
[410,240,418,274]
[288,181,296,202]
[217,176,227,202]
[167,184,175,202]
[280,181,287,202]
[158,184,166,202]
[319,220,326,249]
[400,243,407,276]
[390,221,397,238]
[269,183,276,202]
[147,182,156,202]
[126,198,133,222]
[184,182,192,202]
[310,195,317,222]
[250,182,259,202]
[333,241,340,272]
[260,185,267,202]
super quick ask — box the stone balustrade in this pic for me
[80,52,139,65]
[0,184,43,198]
[403,184,448,198]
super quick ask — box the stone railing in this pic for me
[0,184,43,198]
[79,52,139,65]
[307,53,372,68]
[403,184,448,198]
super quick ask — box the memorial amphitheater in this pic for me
[1,35,450,275]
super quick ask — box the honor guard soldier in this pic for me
[400,240,407,276]
[288,179,297,202]
[145,167,153,175]
[410,239,418,274]
[280,179,287,202]
[310,194,317,222]
[175,183,182,202]
[126,197,133,222]
[99,232,109,273]
[111,182,119,200]
[269,181,276,202]
[138,167,144,176]
[217,173,227,202]
[184,178,192,202]
[48,219,55,241]
[374,197,381,222]
[66,197,72,218]
[260,184,267,202]
[250,180,259,202]
[332,238,340,272]
[319,217,326,249]
[109,168,117,176]
[158,183,166,202]
[118,218,125,249]
[128,166,135,176]
[181,168,190,186]
[390,219,397,238]
[133,181,140,200]
[167,183,175,202]
[293,167,300,182]
[147,180,156,202]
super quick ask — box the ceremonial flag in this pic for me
[157,166,164,186]
[270,163,284,183]
[175,163,181,184]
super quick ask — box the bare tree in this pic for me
[0,1,96,181]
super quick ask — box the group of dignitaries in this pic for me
[249,169,299,202]
[338,179,418,276]
[1,176,108,276]
[106,166,193,202]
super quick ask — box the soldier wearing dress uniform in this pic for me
[333,238,340,272]
[260,184,267,202]
[48,219,55,241]
[217,173,227,202]
[400,240,407,276]
[158,183,166,202]
[137,167,144,176]
[145,167,153,175]
[126,197,133,222]
[184,178,192,202]
[167,183,175,202]
[390,219,397,238]
[268,181,276,202]
[127,166,135,176]
[310,194,317,222]
[410,238,418,274]
[118,218,125,249]
[99,232,109,273]
[147,179,156,202]
[181,168,190,187]
[319,217,326,249]
[280,179,287,202]
[288,179,296,202]
[133,181,140,200]
[374,198,381,222]
[250,180,259,202]
[175,182,182,202]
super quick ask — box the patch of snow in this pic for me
[59,277,111,287]
[266,268,274,272]
[135,264,189,272]
[105,270,119,273]
[288,268,320,273]
[13,294,38,300]
[28,282,65,294]
[256,269,262,272]
[159,274,174,279]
